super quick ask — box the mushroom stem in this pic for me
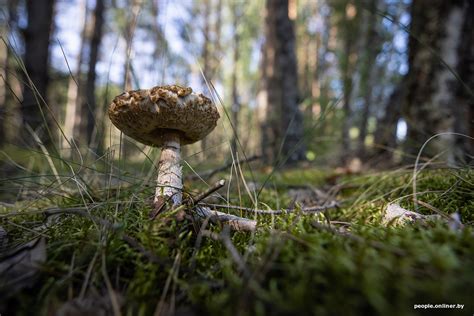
[155,131,183,206]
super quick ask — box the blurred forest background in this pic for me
[0,0,472,180]
[0,1,473,314]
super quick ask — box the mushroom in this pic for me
[108,84,220,207]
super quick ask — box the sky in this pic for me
[6,0,410,137]
[52,0,202,89]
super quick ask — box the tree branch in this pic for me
[198,201,339,215]
[194,206,257,231]
[190,179,226,205]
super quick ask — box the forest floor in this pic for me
[0,150,473,315]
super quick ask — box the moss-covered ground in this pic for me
[0,154,473,315]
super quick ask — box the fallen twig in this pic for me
[189,179,226,205]
[0,202,15,208]
[0,206,89,219]
[413,200,451,220]
[198,200,339,215]
[186,179,257,231]
[187,155,260,180]
[195,206,257,231]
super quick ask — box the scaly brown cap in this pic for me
[108,85,220,147]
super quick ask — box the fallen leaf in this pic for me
[383,204,442,226]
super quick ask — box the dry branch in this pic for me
[198,200,339,215]
[194,206,257,231]
[190,179,226,204]
[186,179,257,232]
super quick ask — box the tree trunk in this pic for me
[119,0,141,158]
[200,0,212,156]
[339,2,359,162]
[310,4,321,116]
[213,0,222,79]
[357,0,378,158]
[340,44,353,159]
[85,0,105,149]
[230,2,241,155]
[21,0,55,145]
[0,15,8,147]
[0,0,22,146]
[63,0,88,155]
[300,27,311,102]
[453,1,474,163]
[261,0,306,165]
[373,85,404,160]
[316,4,331,133]
[150,0,167,83]
[403,0,473,164]
[123,0,141,91]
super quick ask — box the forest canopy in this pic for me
[0,0,471,166]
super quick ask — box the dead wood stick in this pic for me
[190,179,226,205]
[198,200,339,215]
[194,206,257,231]
[0,202,15,208]
[187,155,260,180]
[414,200,451,220]
[0,206,89,219]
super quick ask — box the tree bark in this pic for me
[123,0,141,91]
[230,2,241,155]
[0,0,22,146]
[200,0,212,156]
[373,84,404,160]
[150,0,167,83]
[339,1,359,162]
[118,0,141,158]
[63,0,88,155]
[0,13,8,147]
[21,0,55,145]
[316,4,332,134]
[85,0,105,148]
[213,0,223,78]
[261,0,305,165]
[310,3,321,116]
[453,1,474,162]
[357,0,378,158]
[403,0,473,164]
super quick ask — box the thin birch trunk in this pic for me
[230,2,241,155]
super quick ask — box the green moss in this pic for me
[1,167,473,315]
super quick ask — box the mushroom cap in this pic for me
[108,85,220,147]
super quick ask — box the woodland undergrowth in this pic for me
[0,150,473,316]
